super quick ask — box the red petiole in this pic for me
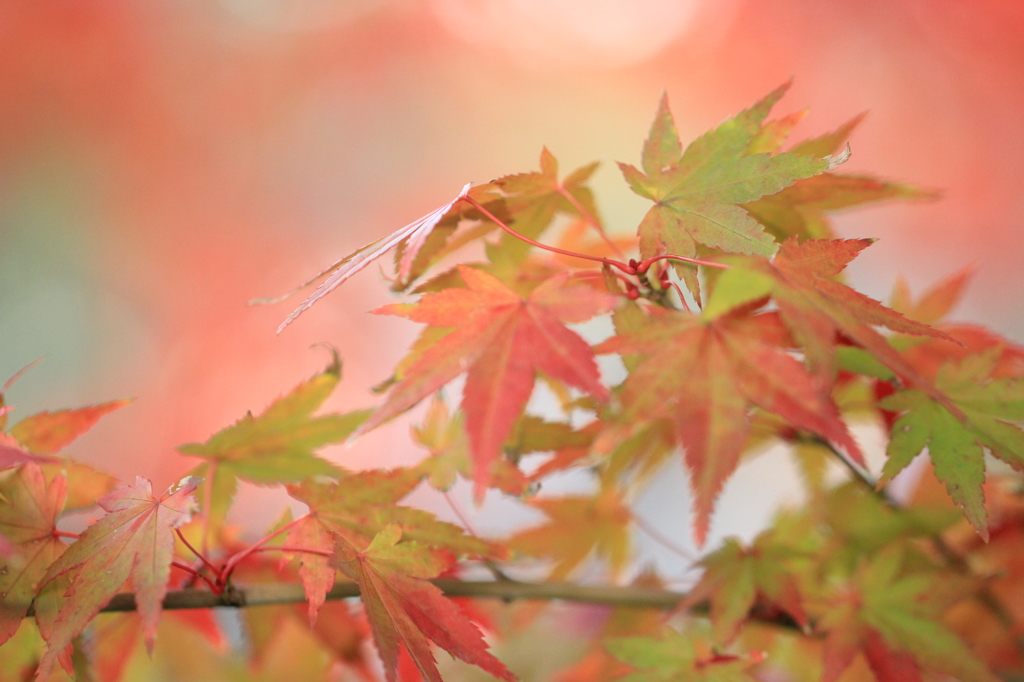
[218,515,306,586]
[176,528,220,575]
[171,561,220,592]
[457,195,729,296]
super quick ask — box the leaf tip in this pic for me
[824,142,852,170]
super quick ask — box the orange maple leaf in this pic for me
[364,265,616,498]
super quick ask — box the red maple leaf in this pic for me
[597,306,863,545]
[284,468,495,625]
[364,265,616,497]
[334,525,516,682]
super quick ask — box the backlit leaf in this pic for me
[9,399,133,456]
[37,476,199,675]
[619,84,828,304]
[597,307,862,545]
[880,349,1024,539]
[0,464,66,646]
[334,525,516,682]
[365,266,615,498]
[507,486,632,580]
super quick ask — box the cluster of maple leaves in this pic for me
[2,83,1024,681]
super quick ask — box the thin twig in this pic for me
[176,528,219,575]
[632,513,696,562]
[201,461,216,556]
[170,561,219,592]
[459,195,634,275]
[219,515,307,584]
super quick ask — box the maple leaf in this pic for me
[745,173,935,243]
[817,548,997,682]
[412,396,529,495]
[746,108,808,156]
[506,486,632,580]
[596,306,863,546]
[710,238,957,389]
[8,398,132,456]
[36,476,199,675]
[44,460,118,512]
[284,468,495,624]
[0,436,53,469]
[0,464,67,647]
[743,113,936,242]
[364,265,616,497]
[823,482,960,559]
[491,147,604,265]
[252,183,472,332]
[889,266,973,325]
[606,627,763,681]
[681,533,809,643]
[879,349,1024,539]
[334,525,516,682]
[179,352,368,526]
[618,84,828,299]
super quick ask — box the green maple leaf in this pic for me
[682,532,809,643]
[606,628,762,681]
[879,349,1024,539]
[335,525,516,682]
[178,351,369,527]
[744,113,936,242]
[817,548,997,682]
[0,464,67,647]
[619,84,829,300]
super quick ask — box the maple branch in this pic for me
[801,435,899,507]
[63,579,690,614]
[44,578,809,634]
[459,195,635,275]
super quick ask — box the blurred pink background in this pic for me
[2,0,1023,544]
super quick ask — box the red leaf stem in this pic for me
[175,528,219,576]
[459,195,635,274]
[219,515,307,584]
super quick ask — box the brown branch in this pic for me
[25,579,695,617]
